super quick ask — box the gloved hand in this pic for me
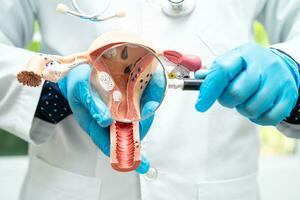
[195,43,300,126]
[58,64,165,174]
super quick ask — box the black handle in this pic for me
[182,79,203,90]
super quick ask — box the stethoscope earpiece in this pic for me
[115,10,126,18]
[56,1,126,22]
[56,3,70,15]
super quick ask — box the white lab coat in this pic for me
[1,0,300,199]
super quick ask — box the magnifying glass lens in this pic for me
[89,43,167,123]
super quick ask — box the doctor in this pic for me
[1,0,300,199]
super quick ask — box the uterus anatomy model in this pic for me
[17,31,203,172]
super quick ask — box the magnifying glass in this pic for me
[89,42,204,124]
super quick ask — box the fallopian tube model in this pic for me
[17,31,203,172]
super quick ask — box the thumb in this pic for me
[78,82,113,127]
[195,67,227,112]
[195,50,245,112]
[135,154,150,174]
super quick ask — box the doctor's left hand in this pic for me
[195,43,300,126]
[58,64,158,174]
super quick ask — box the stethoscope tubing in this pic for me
[71,0,111,18]
[59,0,195,21]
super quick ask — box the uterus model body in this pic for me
[17,31,203,172]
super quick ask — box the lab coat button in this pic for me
[144,167,158,180]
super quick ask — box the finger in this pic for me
[88,118,111,157]
[139,101,159,140]
[218,67,260,108]
[195,50,245,112]
[77,82,113,127]
[69,101,111,156]
[195,66,227,112]
[68,100,95,132]
[194,69,211,79]
[251,84,298,126]
[135,154,150,174]
[236,76,279,119]
[66,64,113,127]
[196,54,244,112]
[141,69,166,106]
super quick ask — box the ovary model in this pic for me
[17,31,203,172]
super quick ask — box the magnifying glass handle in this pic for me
[183,79,203,90]
[168,78,203,91]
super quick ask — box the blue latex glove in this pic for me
[195,43,300,126]
[58,64,165,174]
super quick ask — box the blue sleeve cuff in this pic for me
[270,48,300,125]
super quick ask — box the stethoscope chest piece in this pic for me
[161,0,196,17]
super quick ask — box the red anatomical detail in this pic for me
[110,121,140,172]
[163,50,203,71]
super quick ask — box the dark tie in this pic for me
[35,81,72,124]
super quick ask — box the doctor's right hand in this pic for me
[57,64,159,174]
[195,43,299,126]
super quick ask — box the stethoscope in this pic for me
[56,0,196,22]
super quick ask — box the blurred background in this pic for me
[0,22,299,200]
